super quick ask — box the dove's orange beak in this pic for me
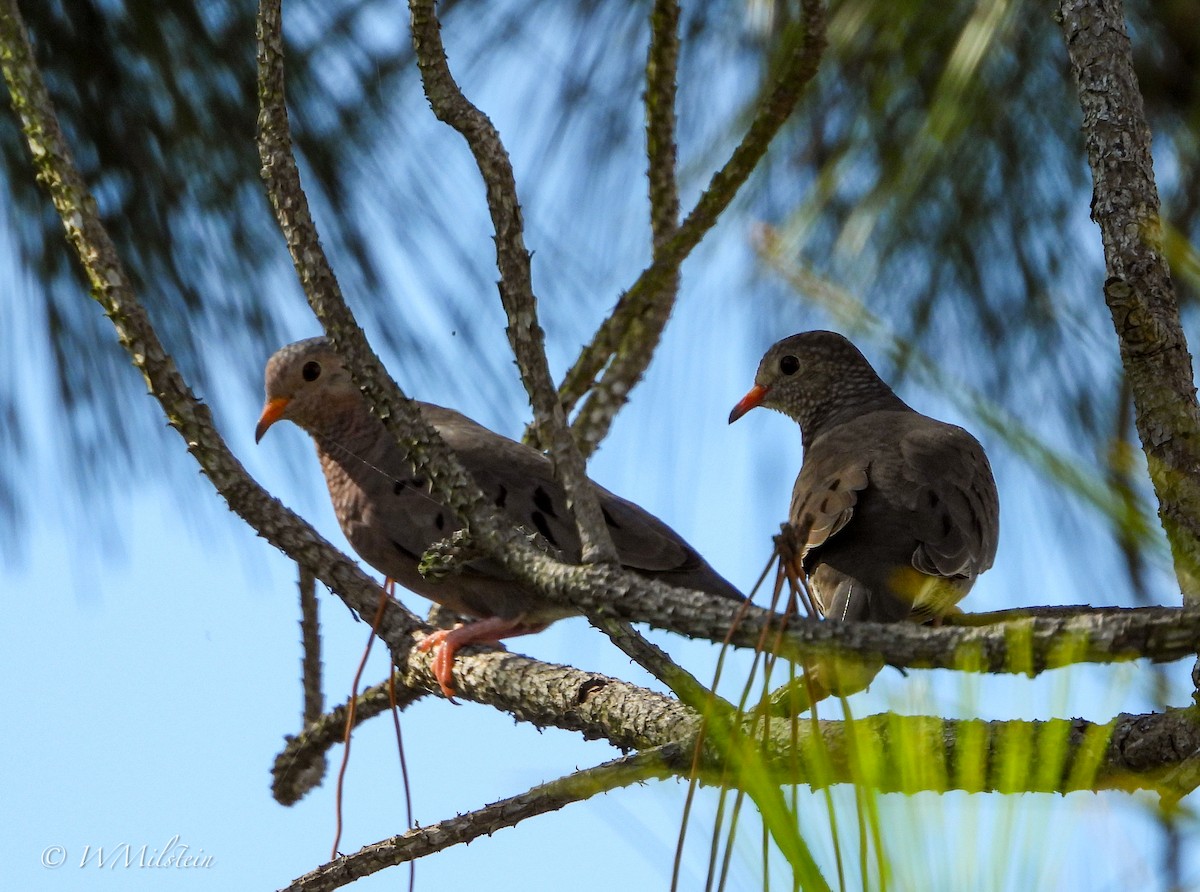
[255,397,291,443]
[728,384,768,424]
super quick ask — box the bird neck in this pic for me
[307,399,404,488]
[798,386,909,450]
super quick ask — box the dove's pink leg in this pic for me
[418,618,547,699]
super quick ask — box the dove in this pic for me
[730,330,999,699]
[257,337,743,697]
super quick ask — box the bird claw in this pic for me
[416,618,531,701]
[417,630,460,701]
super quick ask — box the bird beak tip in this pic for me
[255,397,290,444]
[728,384,768,424]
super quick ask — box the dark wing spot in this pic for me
[941,513,953,537]
[391,539,419,560]
[828,477,841,492]
[435,512,445,531]
[533,485,557,517]
[393,480,407,496]
[412,477,426,489]
[601,505,620,529]
[926,490,941,510]
[531,511,559,548]
[495,484,508,508]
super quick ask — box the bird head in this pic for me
[728,330,902,437]
[255,337,359,442]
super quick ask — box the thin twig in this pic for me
[299,565,324,727]
[407,0,616,564]
[563,0,829,455]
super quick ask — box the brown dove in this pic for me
[729,330,999,698]
[256,337,744,697]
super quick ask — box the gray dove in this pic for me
[256,337,744,697]
[729,330,999,699]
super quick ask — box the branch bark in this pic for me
[256,0,538,575]
[1058,0,1200,601]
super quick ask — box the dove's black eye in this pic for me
[301,361,322,382]
[779,355,800,375]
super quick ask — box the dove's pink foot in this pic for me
[418,617,547,699]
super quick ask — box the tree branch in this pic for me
[1058,0,1200,600]
[256,0,536,575]
[747,706,1200,798]
[646,0,681,252]
[406,0,616,564]
[563,0,828,455]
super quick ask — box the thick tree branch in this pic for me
[406,0,616,564]
[563,0,828,455]
[282,747,686,892]
[1058,0,1200,600]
